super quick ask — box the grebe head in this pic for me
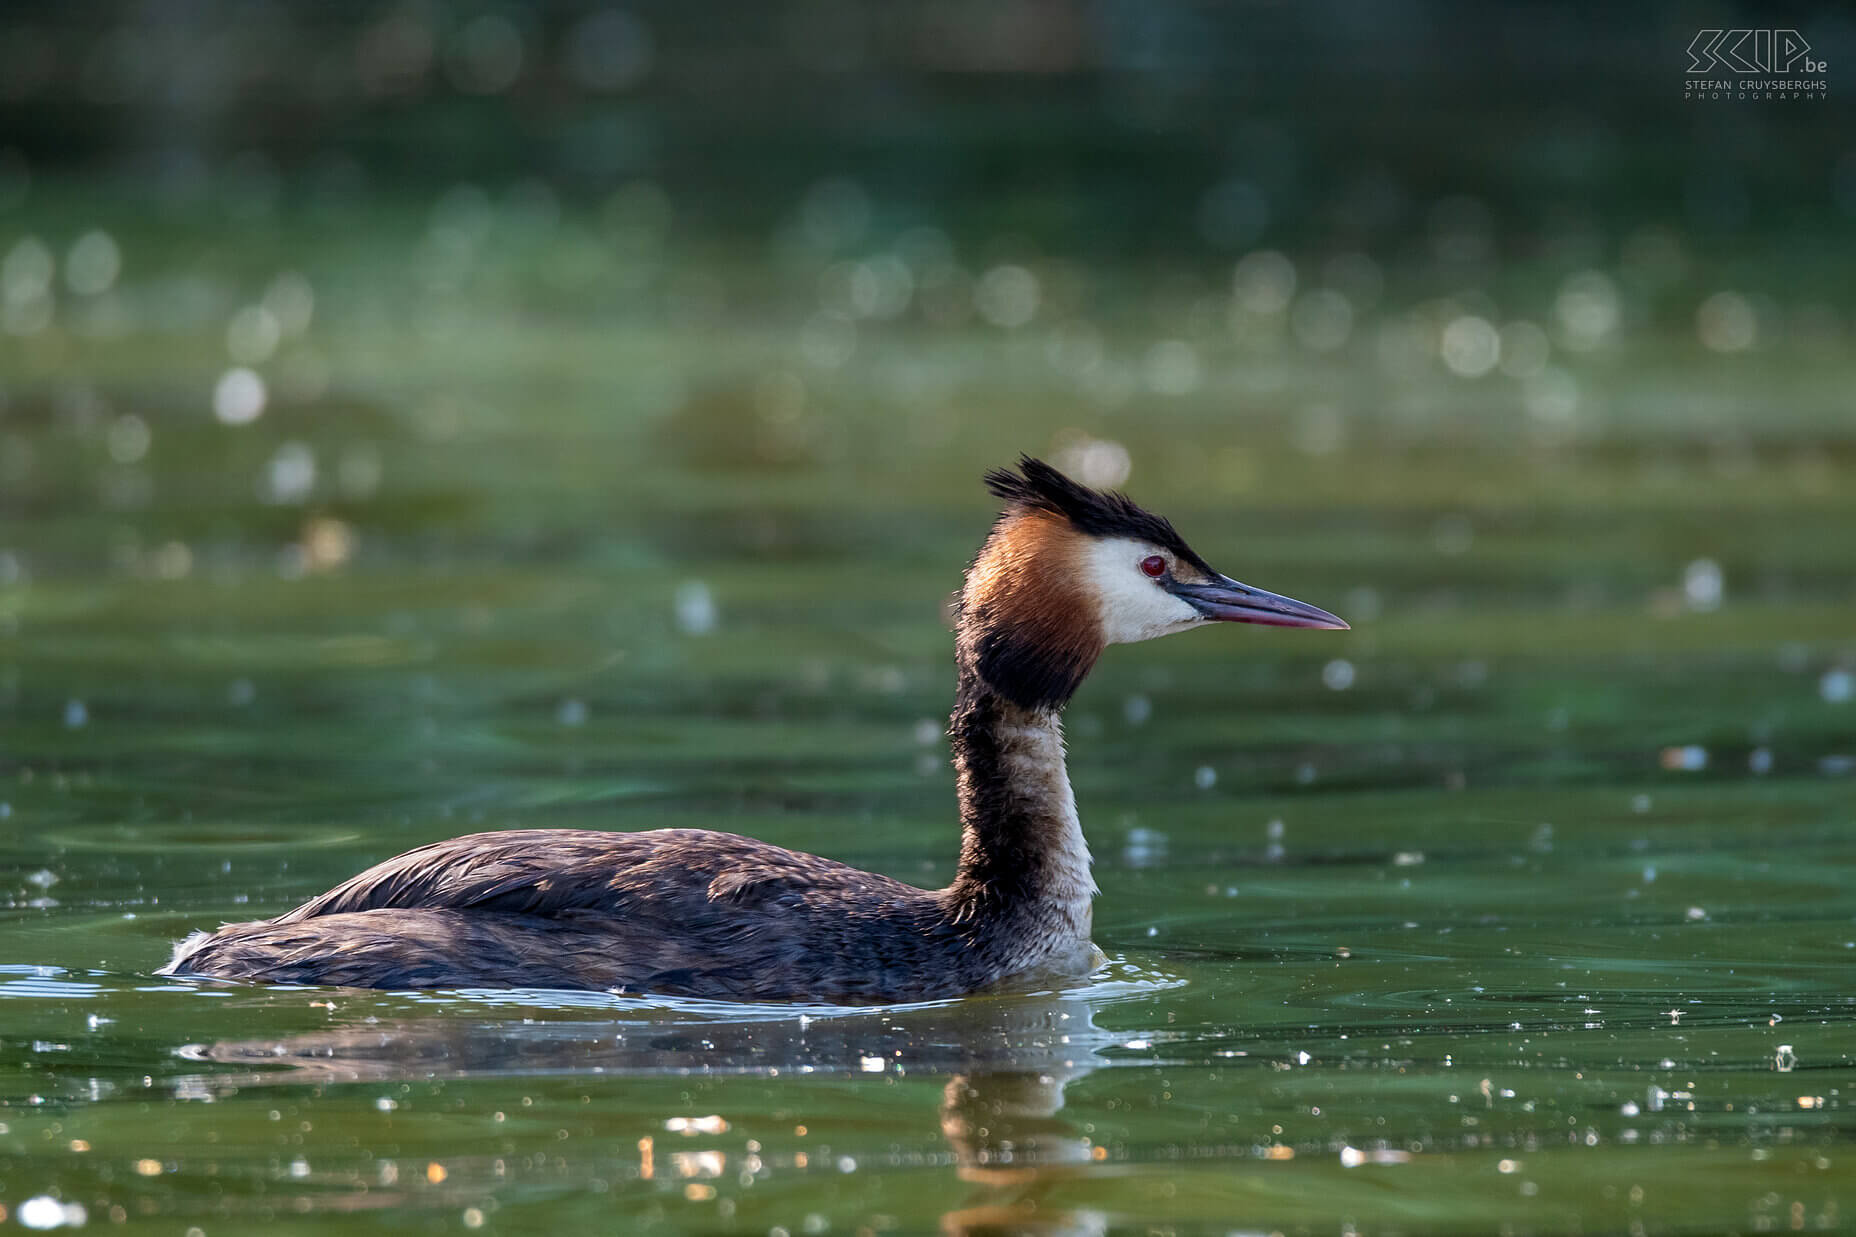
[959,456,1347,709]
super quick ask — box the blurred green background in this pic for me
[2,3,1855,1235]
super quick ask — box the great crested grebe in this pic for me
[163,458,1345,1002]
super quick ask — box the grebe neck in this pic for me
[944,666,1096,939]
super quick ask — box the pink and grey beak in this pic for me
[1168,573,1349,630]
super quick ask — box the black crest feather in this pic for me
[983,455,1213,574]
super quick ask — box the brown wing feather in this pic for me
[171,829,995,1000]
[274,828,921,924]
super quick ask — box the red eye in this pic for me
[1140,555,1167,578]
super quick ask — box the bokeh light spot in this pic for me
[212,368,268,425]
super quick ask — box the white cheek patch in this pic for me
[1083,537,1204,644]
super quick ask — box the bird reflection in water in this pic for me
[173,970,1172,1234]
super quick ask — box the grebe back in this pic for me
[163,457,1346,1001]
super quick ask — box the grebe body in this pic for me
[164,458,1345,1001]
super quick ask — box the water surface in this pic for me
[3,197,1854,1234]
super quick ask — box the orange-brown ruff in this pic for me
[164,458,1345,1001]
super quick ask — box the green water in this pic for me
[3,193,1855,1234]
